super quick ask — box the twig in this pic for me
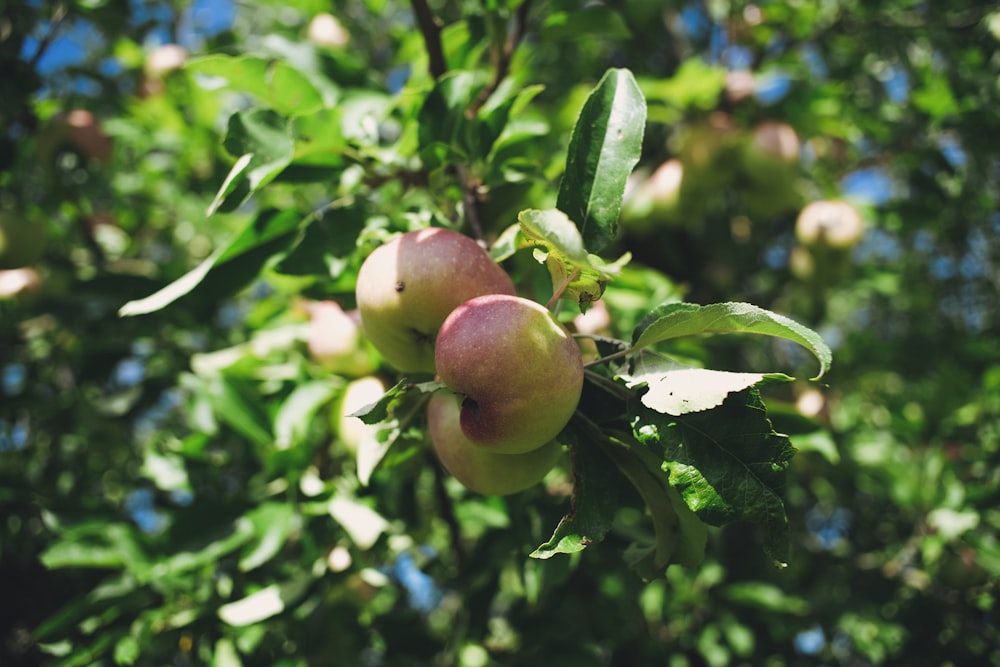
[456,164,485,242]
[28,3,68,69]
[410,0,447,79]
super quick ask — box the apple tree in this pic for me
[2,1,999,666]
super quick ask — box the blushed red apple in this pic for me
[433,294,583,455]
[355,228,515,373]
[427,391,562,495]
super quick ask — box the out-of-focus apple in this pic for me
[620,159,688,232]
[308,13,350,49]
[434,294,583,455]
[738,121,802,218]
[427,391,562,495]
[145,44,187,78]
[307,301,378,377]
[355,228,515,374]
[0,267,42,299]
[40,109,113,166]
[795,199,864,250]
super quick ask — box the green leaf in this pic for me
[40,522,148,571]
[147,518,255,581]
[217,575,312,626]
[418,70,488,165]
[532,427,638,559]
[721,582,810,615]
[211,109,295,214]
[328,496,390,550]
[556,68,646,253]
[239,502,301,572]
[633,388,796,565]
[119,208,303,317]
[517,208,631,309]
[638,59,728,114]
[291,107,347,166]
[186,55,325,116]
[273,381,338,450]
[623,352,793,416]
[632,302,832,380]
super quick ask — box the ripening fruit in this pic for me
[39,109,113,166]
[0,210,46,269]
[306,301,378,377]
[145,44,187,78]
[620,160,687,231]
[738,120,802,218]
[795,199,864,250]
[427,391,562,495]
[307,13,350,48]
[433,294,584,455]
[355,228,516,373]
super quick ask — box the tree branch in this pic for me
[410,0,447,79]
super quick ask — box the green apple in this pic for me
[307,300,378,377]
[672,112,743,191]
[427,391,562,495]
[795,199,864,250]
[620,160,687,232]
[738,121,802,218]
[0,210,46,269]
[355,228,515,373]
[434,294,584,455]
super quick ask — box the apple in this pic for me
[427,391,562,495]
[434,294,584,455]
[725,70,756,104]
[0,267,42,299]
[334,375,389,456]
[145,44,187,78]
[40,109,113,166]
[307,13,350,48]
[306,300,378,377]
[620,160,687,232]
[738,121,802,218]
[672,112,742,191]
[355,228,515,373]
[0,210,46,269]
[795,199,864,250]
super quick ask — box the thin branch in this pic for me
[28,3,68,69]
[455,164,484,242]
[410,0,447,79]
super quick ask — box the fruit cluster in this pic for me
[353,228,584,495]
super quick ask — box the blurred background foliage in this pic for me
[1,0,998,665]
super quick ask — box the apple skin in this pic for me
[434,294,584,455]
[738,121,802,218]
[307,13,351,48]
[307,301,378,377]
[795,199,864,250]
[40,110,113,166]
[355,228,515,373]
[427,391,562,495]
